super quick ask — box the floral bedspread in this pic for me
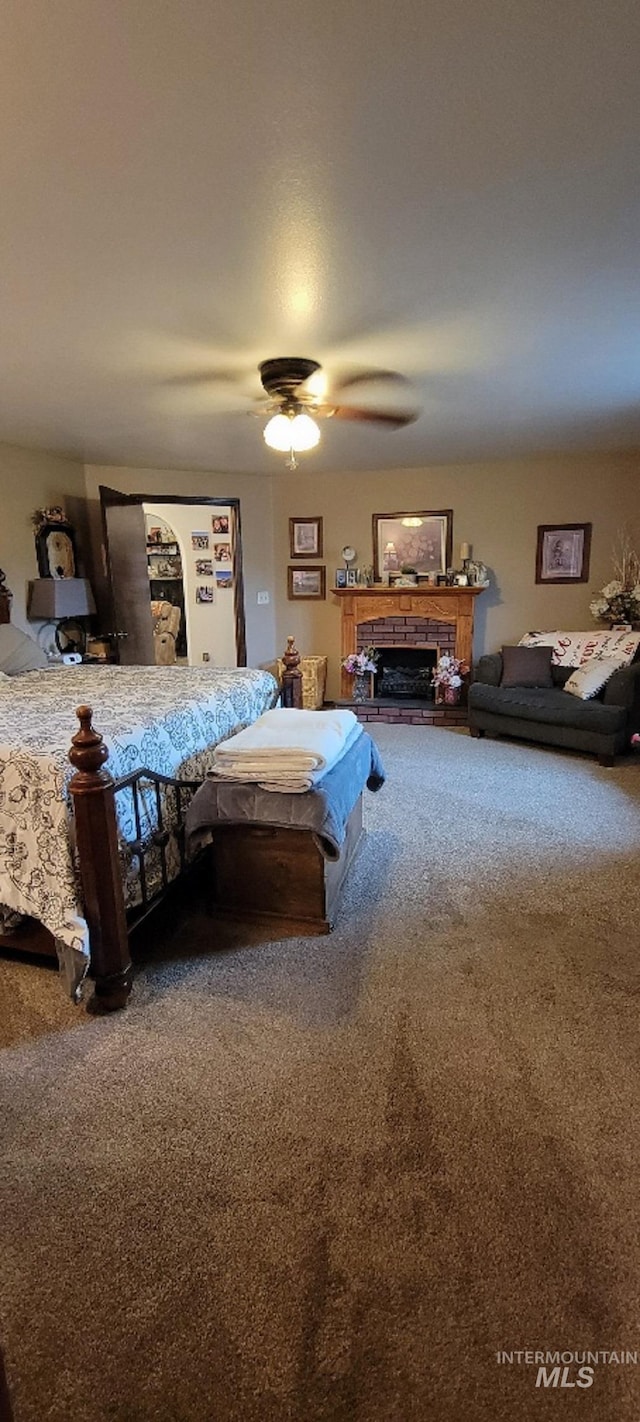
[0,664,278,993]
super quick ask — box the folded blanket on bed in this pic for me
[209,707,361,792]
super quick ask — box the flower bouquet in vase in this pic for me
[432,654,469,706]
[590,532,640,628]
[342,645,379,703]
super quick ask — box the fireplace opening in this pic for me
[373,645,437,700]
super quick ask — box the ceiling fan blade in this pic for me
[159,368,245,390]
[330,404,419,429]
[331,368,415,396]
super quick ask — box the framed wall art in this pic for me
[287,565,326,600]
[535,523,592,584]
[372,510,453,581]
[289,517,323,559]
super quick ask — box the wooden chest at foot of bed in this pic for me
[208,793,364,934]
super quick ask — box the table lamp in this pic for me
[28,578,96,656]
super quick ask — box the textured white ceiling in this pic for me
[0,0,639,472]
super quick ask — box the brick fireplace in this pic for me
[333,585,485,725]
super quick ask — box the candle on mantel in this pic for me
[460,542,471,562]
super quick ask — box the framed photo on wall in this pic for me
[535,523,592,583]
[372,510,453,581]
[289,517,323,558]
[287,566,326,600]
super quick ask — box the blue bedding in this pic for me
[186,730,385,861]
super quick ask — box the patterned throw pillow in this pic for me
[564,659,626,700]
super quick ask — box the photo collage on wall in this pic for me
[190,515,233,604]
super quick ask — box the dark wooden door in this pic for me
[100,487,155,665]
[0,1343,14,1422]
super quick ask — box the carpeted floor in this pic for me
[1,725,640,1422]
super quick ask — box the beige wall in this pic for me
[84,466,277,668]
[272,451,640,700]
[0,443,88,634]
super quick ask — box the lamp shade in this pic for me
[28,577,96,620]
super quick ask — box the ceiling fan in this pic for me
[257,357,420,468]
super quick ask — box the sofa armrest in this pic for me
[603,660,640,719]
[473,653,503,687]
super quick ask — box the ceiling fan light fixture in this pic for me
[258,357,418,467]
[263,410,321,463]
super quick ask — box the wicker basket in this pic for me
[276,655,328,710]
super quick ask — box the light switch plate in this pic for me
[257,591,270,605]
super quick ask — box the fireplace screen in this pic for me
[373,646,437,699]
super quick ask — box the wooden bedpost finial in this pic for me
[280,636,303,709]
[69,705,109,778]
[283,635,300,672]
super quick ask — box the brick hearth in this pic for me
[335,699,467,727]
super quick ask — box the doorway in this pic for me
[143,501,239,667]
[144,510,188,660]
[100,488,247,667]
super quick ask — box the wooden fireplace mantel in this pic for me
[333,584,486,698]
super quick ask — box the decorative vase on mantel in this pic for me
[352,673,369,704]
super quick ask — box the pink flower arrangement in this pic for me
[432,654,469,690]
[342,645,379,676]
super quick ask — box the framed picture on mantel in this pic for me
[373,510,453,581]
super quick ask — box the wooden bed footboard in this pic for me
[69,706,133,1011]
[0,706,200,1009]
[69,706,202,1011]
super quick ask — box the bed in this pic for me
[0,589,278,1009]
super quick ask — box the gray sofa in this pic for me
[468,652,640,765]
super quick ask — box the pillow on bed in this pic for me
[0,624,48,675]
